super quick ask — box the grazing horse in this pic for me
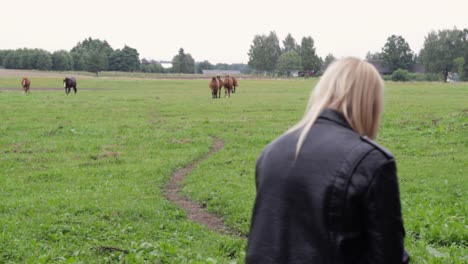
[231,77,238,93]
[63,77,77,95]
[209,77,221,99]
[223,76,233,97]
[216,76,224,98]
[21,77,31,94]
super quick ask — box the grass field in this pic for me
[0,76,466,263]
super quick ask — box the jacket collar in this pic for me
[318,108,352,129]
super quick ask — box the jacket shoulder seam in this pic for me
[360,136,393,159]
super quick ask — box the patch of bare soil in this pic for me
[164,138,244,237]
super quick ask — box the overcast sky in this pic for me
[1,0,466,64]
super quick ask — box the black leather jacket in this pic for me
[246,109,409,264]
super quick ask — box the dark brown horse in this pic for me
[223,76,233,97]
[216,76,224,98]
[209,77,221,99]
[231,77,238,93]
[21,77,31,94]
[63,77,77,95]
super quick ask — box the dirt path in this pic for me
[164,138,244,237]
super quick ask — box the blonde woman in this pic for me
[246,58,409,264]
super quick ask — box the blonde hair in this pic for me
[288,57,384,156]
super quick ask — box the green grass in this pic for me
[0,77,466,263]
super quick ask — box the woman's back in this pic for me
[246,109,406,263]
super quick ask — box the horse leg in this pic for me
[73,86,77,94]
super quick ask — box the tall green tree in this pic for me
[276,50,302,77]
[248,34,267,73]
[282,33,300,53]
[84,50,107,76]
[52,50,74,71]
[71,37,114,71]
[248,31,281,74]
[420,28,465,82]
[33,49,53,70]
[109,45,140,72]
[381,35,414,72]
[263,31,282,73]
[172,48,195,73]
[300,36,322,72]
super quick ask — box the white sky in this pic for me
[1,0,466,64]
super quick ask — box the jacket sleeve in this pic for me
[363,159,409,264]
[255,151,265,190]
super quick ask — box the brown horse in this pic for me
[209,77,221,99]
[21,77,31,94]
[231,77,238,93]
[216,75,224,98]
[223,76,233,97]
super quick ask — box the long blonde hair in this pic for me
[288,57,384,156]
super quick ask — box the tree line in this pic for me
[247,28,468,81]
[1,28,467,81]
[364,28,468,82]
[248,32,324,77]
[0,38,142,76]
[0,38,250,76]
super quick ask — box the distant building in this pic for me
[366,60,392,75]
[409,64,425,73]
[202,70,241,75]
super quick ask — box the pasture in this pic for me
[0,76,466,263]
